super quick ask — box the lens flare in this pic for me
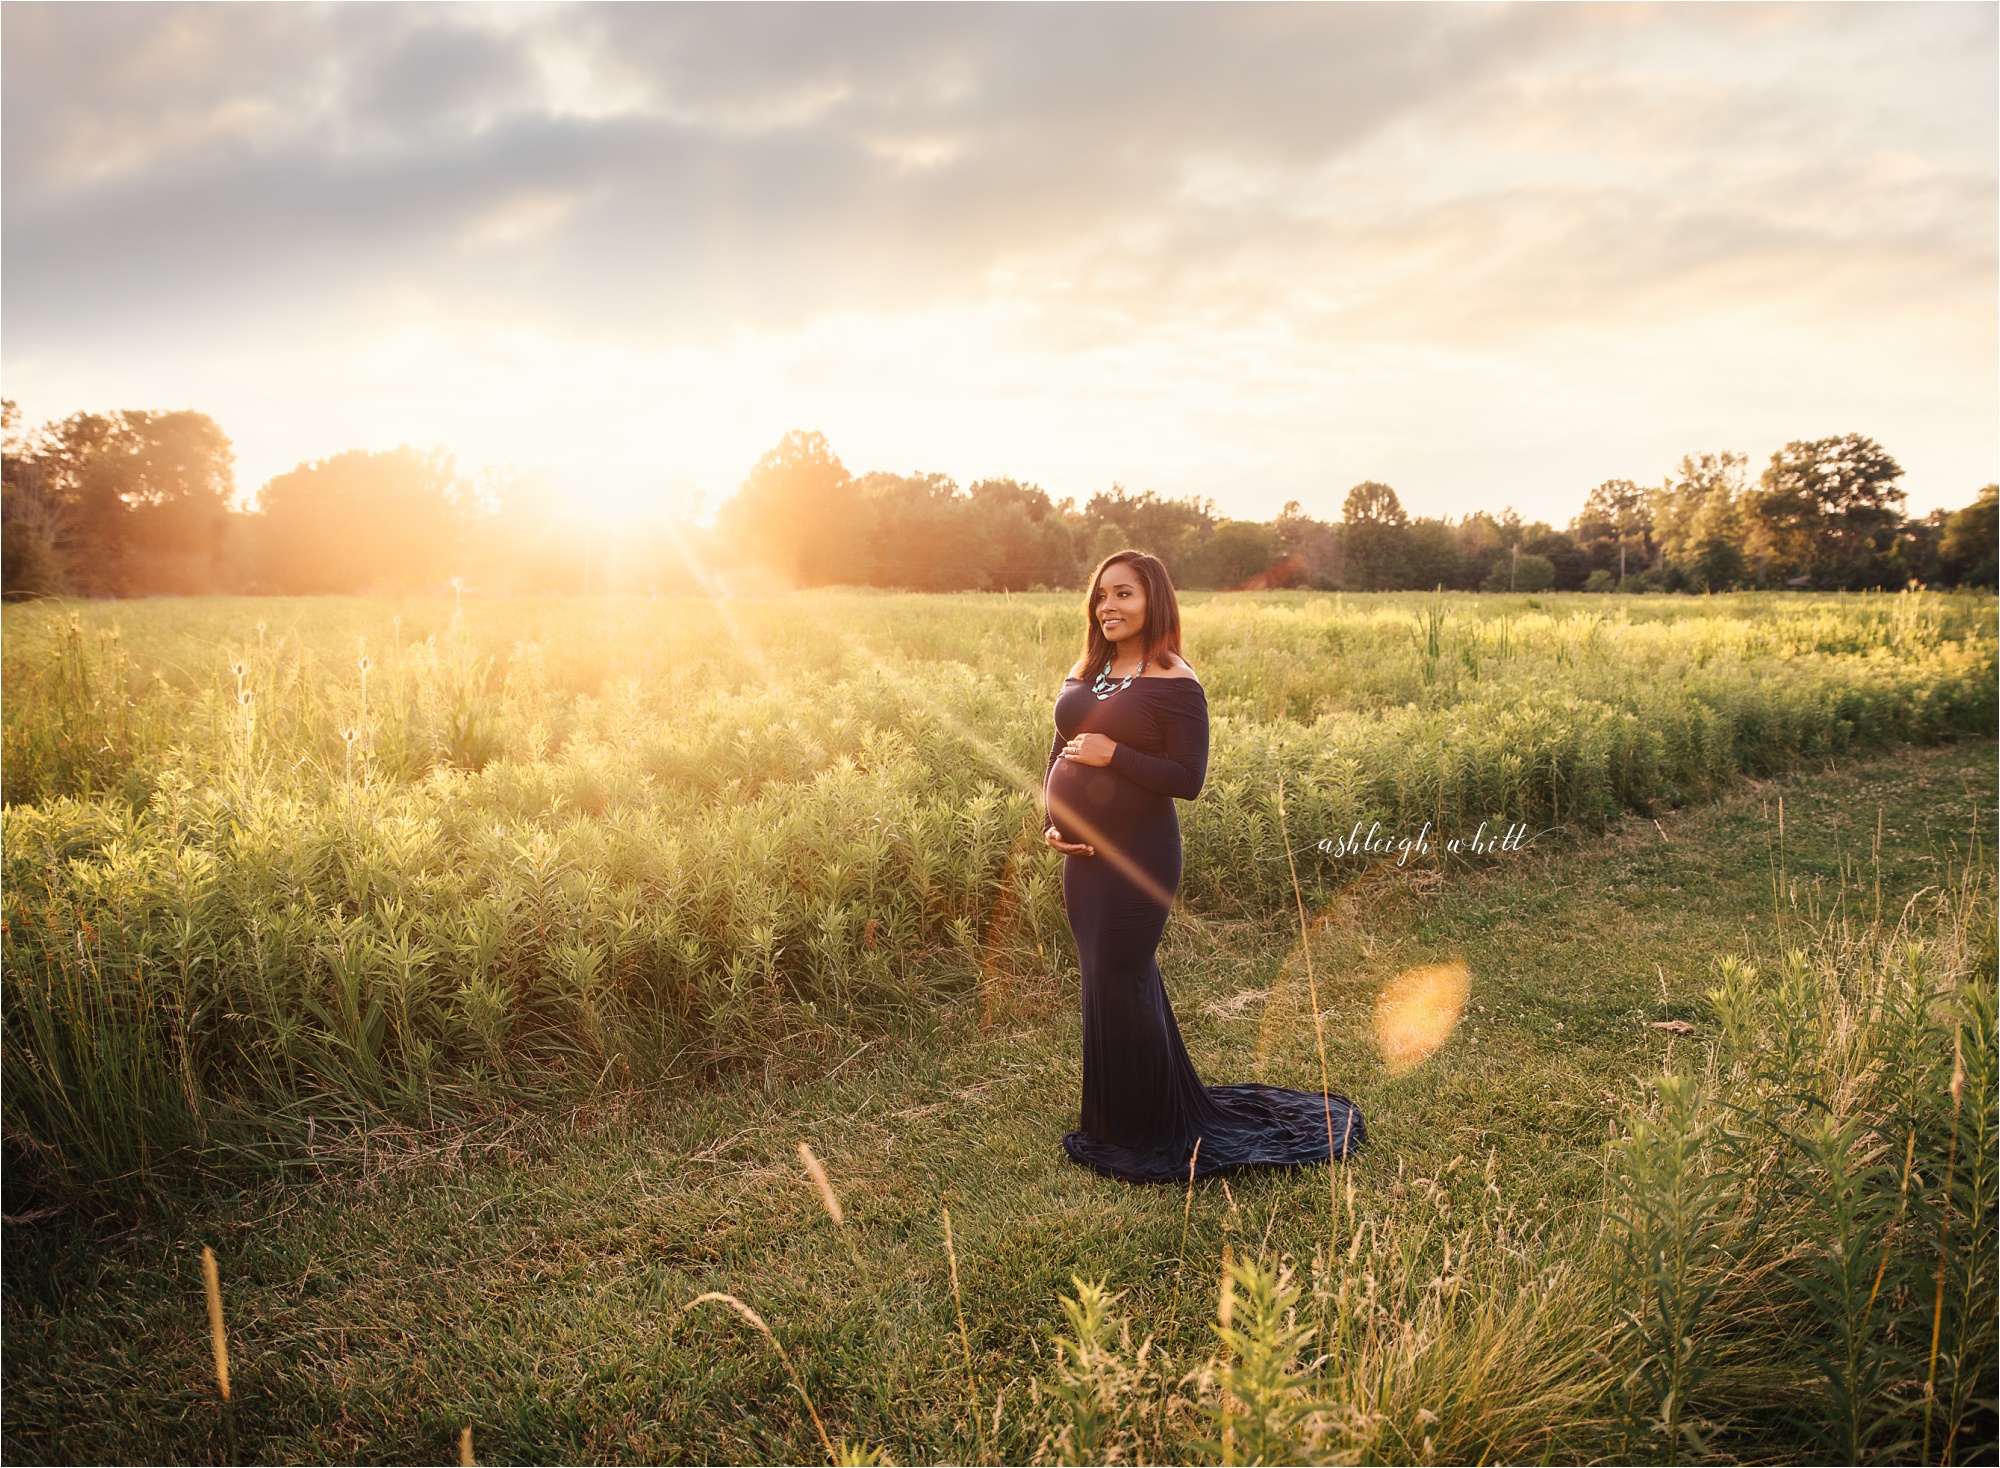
[1374,959,1470,1074]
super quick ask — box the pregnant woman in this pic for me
[1043,551,1366,1182]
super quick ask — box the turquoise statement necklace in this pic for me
[1091,656,1145,700]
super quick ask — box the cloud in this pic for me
[2,1,1992,517]
[0,4,1607,337]
[7,3,1989,345]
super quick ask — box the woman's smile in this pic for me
[1045,548,1366,1182]
[1094,563,1148,645]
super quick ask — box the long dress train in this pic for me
[1044,675,1365,1182]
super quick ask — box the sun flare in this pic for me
[1374,960,1471,1076]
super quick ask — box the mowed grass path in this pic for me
[3,741,1993,1465]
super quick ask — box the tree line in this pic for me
[3,402,1993,600]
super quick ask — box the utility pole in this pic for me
[1510,543,1519,592]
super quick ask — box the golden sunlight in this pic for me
[1374,960,1471,1076]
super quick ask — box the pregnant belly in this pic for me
[1045,758,1142,846]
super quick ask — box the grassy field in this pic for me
[1,590,1994,1464]
[1,740,1990,1464]
[3,590,1992,1200]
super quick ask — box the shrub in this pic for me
[3,591,1993,1199]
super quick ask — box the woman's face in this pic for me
[1093,561,1148,649]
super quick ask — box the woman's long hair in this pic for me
[1080,550,1183,674]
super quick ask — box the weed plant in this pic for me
[3,591,1993,1204]
[1,737,1990,1466]
[1027,858,1995,1464]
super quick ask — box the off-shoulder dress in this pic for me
[1044,673,1365,1182]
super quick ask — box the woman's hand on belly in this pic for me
[1045,824,1096,857]
[1061,732,1118,767]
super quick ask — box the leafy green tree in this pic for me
[1688,539,1747,592]
[1522,531,1587,590]
[1273,501,1339,588]
[5,406,235,596]
[1652,452,1751,589]
[1,400,69,599]
[118,411,238,593]
[966,479,1078,590]
[1452,512,1511,590]
[1751,435,1906,589]
[858,472,987,590]
[46,413,129,596]
[1081,486,1212,582]
[1939,484,1997,588]
[1574,478,1653,582]
[1085,521,1130,571]
[1477,550,1554,593]
[1339,480,1411,590]
[1198,519,1282,587]
[1513,552,1556,592]
[1404,517,1463,590]
[719,431,867,587]
[256,447,467,593]
[1343,480,1405,526]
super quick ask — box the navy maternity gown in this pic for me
[1044,673,1366,1183]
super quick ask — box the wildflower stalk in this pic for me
[686,1292,837,1465]
[1923,1042,1966,1464]
[201,1245,230,1402]
[943,1206,990,1463]
[1217,1244,1236,1465]
[1276,778,1341,1240]
[1170,1137,1202,1330]
[1862,1126,1917,1320]
[798,1142,863,1266]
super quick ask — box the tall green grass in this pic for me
[1026,863,1996,1464]
[4,590,1993,1201]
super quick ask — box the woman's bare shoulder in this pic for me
[1066,656,1090,680]
[1142,653,1201,681]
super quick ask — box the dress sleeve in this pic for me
[1108,684,1208,799]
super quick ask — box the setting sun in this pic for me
[3,16,1993,1458]
[4,4,1992,526]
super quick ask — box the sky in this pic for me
[3,1,1994,527]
